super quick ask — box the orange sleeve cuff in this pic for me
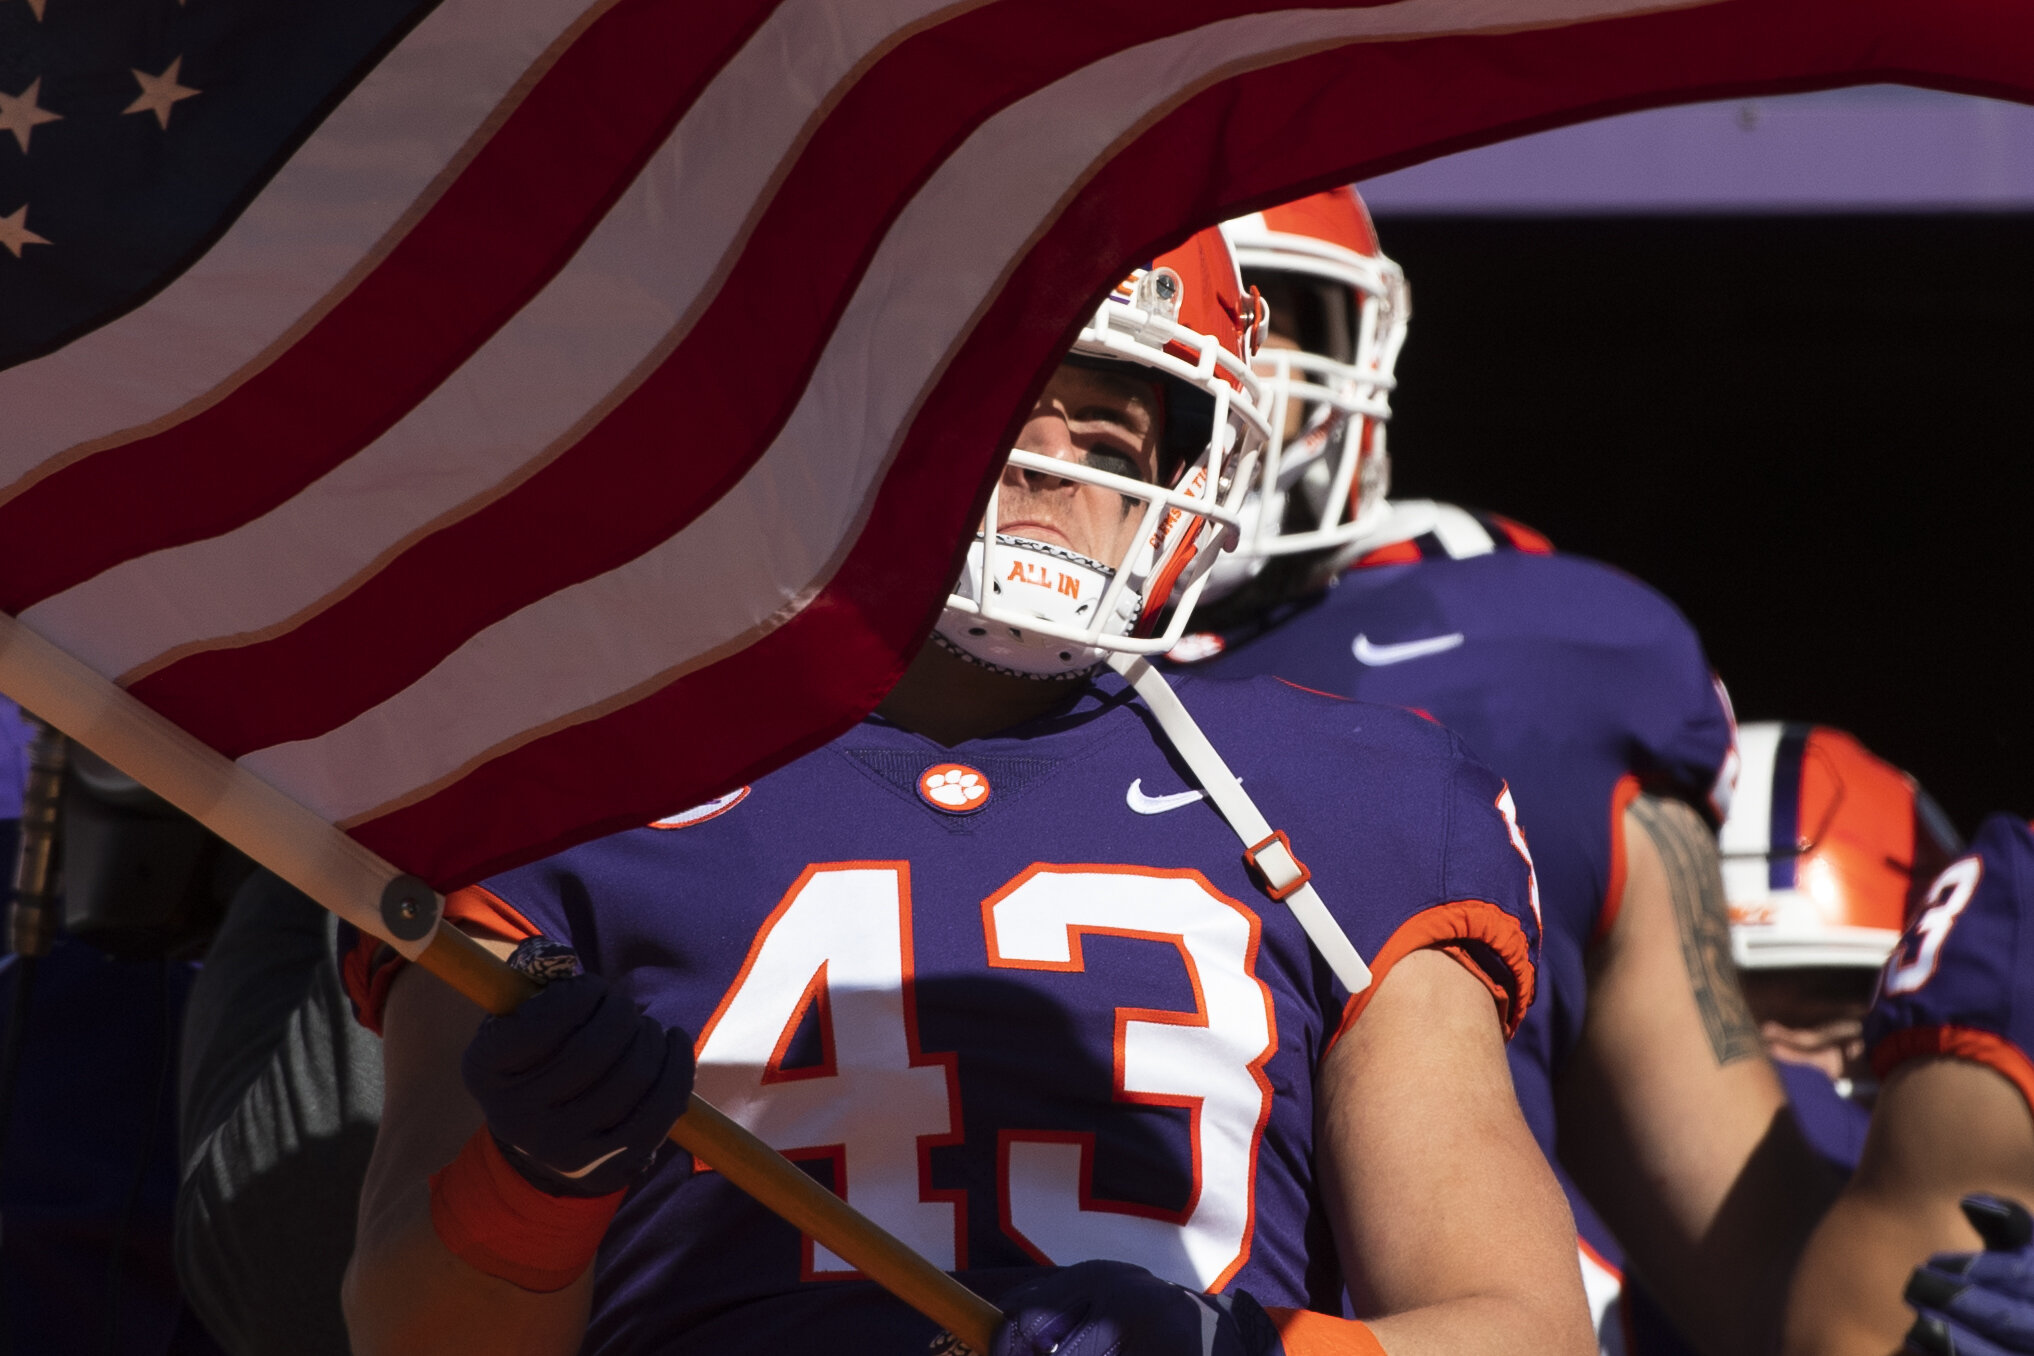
[443,884,546,943]
[1872,1025,2034,1123]
[342,885,544,1034]
[1326,900,1536,1058]
[428,1129,623,1292]
[1262,1307,1386,1356]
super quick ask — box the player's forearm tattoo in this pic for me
[1630,794,1763,1066]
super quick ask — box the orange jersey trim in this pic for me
[1489,514,1554,554]
[1326,900,1537,1057]
[1262,1307,1386,1356]
[343,884,544,1034]
[444,883,545,942]
[1871,1025,2034,1123]
[1354,539,1420,568]
[1593,774,1644,946]
[1577,1232,1623,1282]
[1275,676,1351,703]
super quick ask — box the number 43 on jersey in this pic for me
[690,861,1277,1290]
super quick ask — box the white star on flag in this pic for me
[126,56,201,130]
[0,204,50,259]
[0,79,63,154]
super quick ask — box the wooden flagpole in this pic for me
[0,611,1000,1353]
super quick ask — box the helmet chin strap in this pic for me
[928,630,1098,682]
[1106,652,1372,995]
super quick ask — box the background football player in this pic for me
[1785,814,2034,1356]
[1165,187,1835,1356]
[1722,721,1960,1165]
[339,226,1593,1356]
[1611,722,1962,1352]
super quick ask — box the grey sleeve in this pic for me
[174,870,383,1356]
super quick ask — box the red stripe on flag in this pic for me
[127,0,1311,758]
[0,0,778,614]
[346,0,2034,888]
[1200,0,2034,204]
[342,6,1432,882]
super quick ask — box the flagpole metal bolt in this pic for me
[379,873,441,943]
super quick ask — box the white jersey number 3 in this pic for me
[986,866,1276,1291]
[693,862,1275,1290]
[1884,856,1984,996]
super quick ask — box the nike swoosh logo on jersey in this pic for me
[1126,778,1213,815]
[1352,631,1465,666]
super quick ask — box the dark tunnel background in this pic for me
[1367,212,2034,836]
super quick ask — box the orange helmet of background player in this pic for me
[1722,722,1961,970]
[1215,185,1408,576]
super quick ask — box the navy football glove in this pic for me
[987,1260,1284,1356]
[461,939,695,1198]
[1905,1196,2034,1356]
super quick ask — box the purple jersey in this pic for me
[1776,1062,1870,1172]
[349,672,1539,1355]
[1867,813,2034,1119]
[1173,503,1736,1156]
[1172,503,1735,1355]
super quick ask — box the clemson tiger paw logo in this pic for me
[918,763,990,813]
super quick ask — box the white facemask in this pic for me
[935,265,1269,679]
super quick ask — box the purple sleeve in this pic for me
[1597,604,1737,943]
[1630,628,1739,829]
[1867,814,2034,1117]
[1328,740,1544,1046]
[1438,750,1546,1035]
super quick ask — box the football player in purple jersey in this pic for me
[339,225,1593,1356]
[1785,816,2034,1356]
[1609,723,1963,1354]
[1162,187,1843,1356]
[1722,722,1960,1169]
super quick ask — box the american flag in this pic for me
[0,0,2027,893]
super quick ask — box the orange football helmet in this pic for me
[938,226,1271,678]
[1722,722,1961,970]
[1215,186,1408,579]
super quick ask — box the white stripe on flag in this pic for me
[0,0,602,484]
[233,0,1691,825]
[23,0,959,681]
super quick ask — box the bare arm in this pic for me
[1556,794,1841,1356]
[342,943,593,1356]
[1320,948,1595,1356]
[1784,1057,2034,1356]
